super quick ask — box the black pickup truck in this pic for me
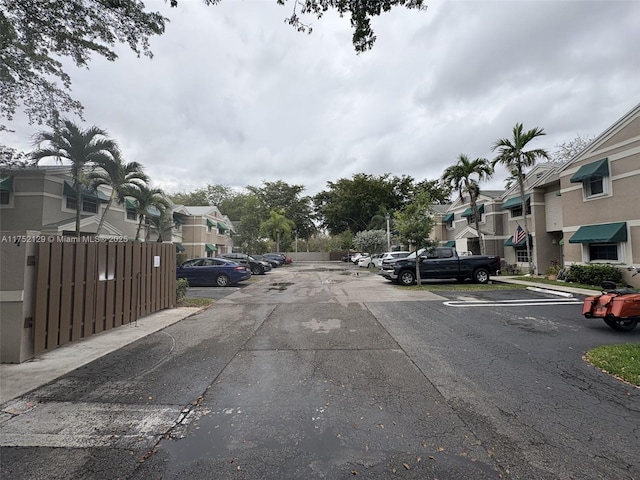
[379,247,501,285]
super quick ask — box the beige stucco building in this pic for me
[0,166,235,258]
[434,102,639,286]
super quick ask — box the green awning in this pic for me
[501,194,530,210]
[568,222,627,244]
[63,181,110,202]
[205,243,216,252]
[125,198,136,210]
[504,234,531,247]
[175,243,185,252]
[442,212,454,223]
[570,158,609,183]
[217,222,229,230]
[206,219,215,228]
[443,240,456,247]
[0,176,13,192]
[461,204,484,217]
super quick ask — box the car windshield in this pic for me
[406,248,426,259]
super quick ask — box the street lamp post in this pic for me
[385,213,391,252]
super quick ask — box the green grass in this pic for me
[512,276,600,291]
[400,282,528,291]
[177,297,214,308]
[585,344,640,386]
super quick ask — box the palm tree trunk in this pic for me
[471,197,484,255]
[75,184,82,238]
[518,171,534,274]
[96,193,114,236]
[135,217,143,241]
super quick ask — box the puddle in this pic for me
[319,279,343,285]
[268,282,294,291]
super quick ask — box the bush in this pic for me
[566,264,623,286]
[176,278,189,301]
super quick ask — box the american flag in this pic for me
[514,225,526,244]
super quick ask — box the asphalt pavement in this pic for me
[0,272,599,405]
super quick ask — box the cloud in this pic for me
[3,0,639,198]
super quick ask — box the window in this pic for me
[515,245,531,263]
[66,195,98,213]
[586,176,605,197]
[0,191,9,204]
[588,243,618,261]
[126,208,137,221]
[510,203,531,218]
[466,213,482,225]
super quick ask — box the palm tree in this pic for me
[441,154,493,254]
[260,209,295,252]
[88,150,149,236]
[32,120,118,237]
[128,184,171,241]
[492,123,549,273]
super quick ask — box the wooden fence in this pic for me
[33,240,176,355]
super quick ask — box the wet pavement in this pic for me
[1,263,637,479]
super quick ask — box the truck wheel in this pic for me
[473,268,490,284]
[398,270,416,286]
[604,317,638,331]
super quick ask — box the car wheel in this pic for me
[473,268,490,284]
[251,265,263,275]
[398,270,415,286]
[216,274,230,287]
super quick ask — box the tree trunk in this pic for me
[518,171,534,274]
[96,193,114,236]
[471,197,484,255]
[75,184,82,238]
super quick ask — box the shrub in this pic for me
[566,264,623,286]
[176,278,189,301]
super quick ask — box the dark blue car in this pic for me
[176,258,251,287]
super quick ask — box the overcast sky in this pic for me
[4,0,640,198]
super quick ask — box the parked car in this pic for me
[176,258,251,287]
[219,253,271,275]
[351,253,367,264]
[264,253,292,265]
[379,247,501,285]
[357,254,384,268]
[253,254,280,268]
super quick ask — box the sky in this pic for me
[3,0,640,198]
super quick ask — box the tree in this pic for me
[149,210,175,243]
[248,180,316,241]
[393,190,434,285]
[441,154,493,254]
[260,209,295,252]
[2,0,425,129]
[1,0,166,127]
[354,230,387,255]
[31,120,118,237]
[550,134,595,164]
[88,151,148,236]
[492,123,549,273]
[169,188,211,206]
[314,173,408,235]
[128,184,171,241]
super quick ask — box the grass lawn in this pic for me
[511,276,600,291]
[585,344,640,386]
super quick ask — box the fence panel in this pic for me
[32,240,176,356]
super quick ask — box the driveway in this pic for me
[1,263,638,479]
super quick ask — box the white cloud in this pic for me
[3,0,639,197]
